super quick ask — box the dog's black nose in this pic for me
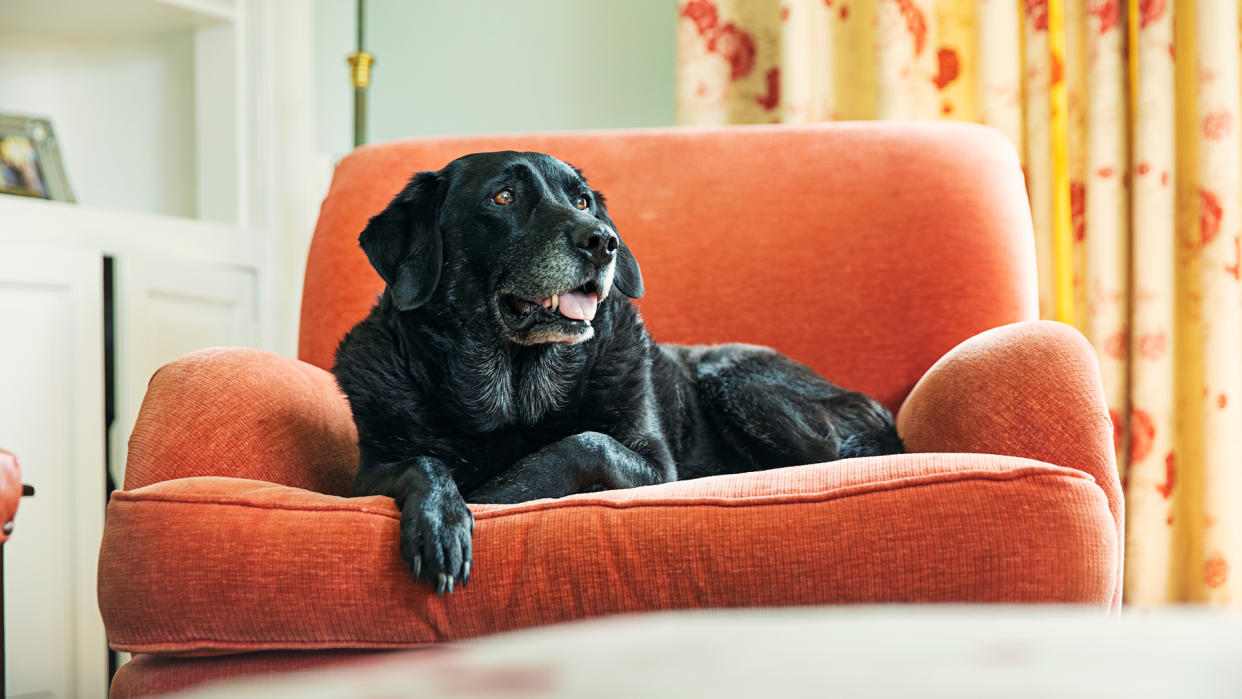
[572,226,619,266]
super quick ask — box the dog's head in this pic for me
[359,151,643,345]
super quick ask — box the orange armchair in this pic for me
[0,450,21,546]
[1,449,27,697]
[98,123,1121,697]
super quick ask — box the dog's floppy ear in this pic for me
[359,171,442,311]
[613,240,644,299]
[591,188,644,299]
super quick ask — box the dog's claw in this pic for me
[447,575,455,594]
[437,572,447,595]
[413,555,422,578]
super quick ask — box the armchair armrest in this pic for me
[896,320,1123,607]
[0,449,20,544]
[124,348,359,495]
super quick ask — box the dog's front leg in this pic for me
[351,456,474,593]
[467,431,672,504]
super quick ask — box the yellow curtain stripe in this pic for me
[1127,0,1138,125]
[1049,0,1074,326]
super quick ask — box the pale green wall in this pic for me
[314,0,356,157]
[314,0,676,156]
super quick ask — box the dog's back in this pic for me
[653,343,903,480]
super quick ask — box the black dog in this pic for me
[333,151,903,594]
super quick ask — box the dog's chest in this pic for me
[446,340,587,431]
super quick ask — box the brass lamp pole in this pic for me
[347,0,374,147]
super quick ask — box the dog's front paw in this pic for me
[399,490,474,594]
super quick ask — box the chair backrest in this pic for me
[299,122,1037,412]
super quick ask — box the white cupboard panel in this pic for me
[0,245,108,699]
[110,256,258,487]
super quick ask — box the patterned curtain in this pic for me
[676,0,1240,607]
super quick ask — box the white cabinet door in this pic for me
[0,244,108,699]
[110,256,259,487]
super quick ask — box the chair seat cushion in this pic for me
[98,453,1117,657]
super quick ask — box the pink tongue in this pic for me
[557,290,599,321]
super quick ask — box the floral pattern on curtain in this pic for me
[676,0,1241,606]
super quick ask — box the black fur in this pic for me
[333,151,903,594]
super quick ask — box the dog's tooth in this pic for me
[550,294,559,311]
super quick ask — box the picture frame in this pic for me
[0,113,75,203]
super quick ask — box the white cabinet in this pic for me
[110,256,258,485]
[0,245,108,699]
[0,0,318,692]
[0,200,263,698]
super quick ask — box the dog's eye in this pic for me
[493,189,514,206]
[576,195,590,210]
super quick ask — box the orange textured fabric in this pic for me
[897,320,1124,609]
[299,122,1038,411]
[0,449,20,544]
[99,453,1116,657]
[123,347,358,494]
